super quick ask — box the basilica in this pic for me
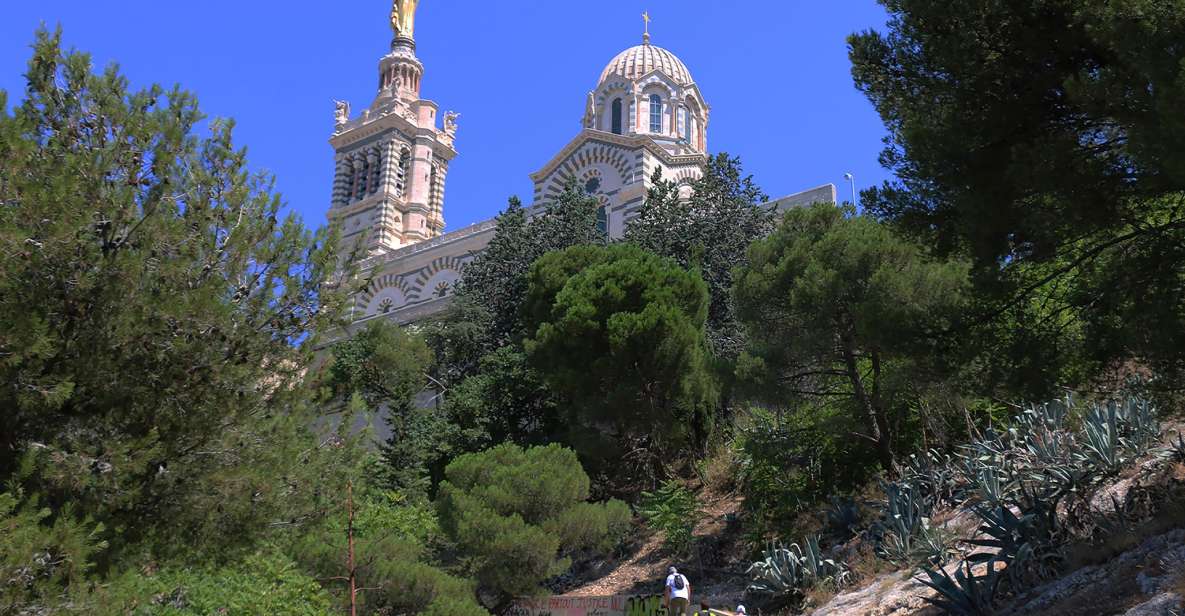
[326,2,833,331]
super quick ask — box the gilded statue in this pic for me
[391,0,419,40]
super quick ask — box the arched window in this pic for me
[369,150,382,195]
[395,149,411,198]
[649,94,663,133]
[596,205,608,235]
[429,164,439,215]
[356,159,369,200]
[611,98,623,135]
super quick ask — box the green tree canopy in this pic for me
[849,0,1185,381]
[627,153,772,359]
[523,244,716,472]
[327,320,431,411]
[452,179,606,352]
[0,29,360,568]
[734,203,969,469]
[435,443,630,611]
[325,320,436,493]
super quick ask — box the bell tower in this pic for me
[327,0,458,256]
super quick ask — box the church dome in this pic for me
[599,43,694,86]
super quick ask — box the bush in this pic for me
[286,483,487,615]
[436,443,630,609]
[546,500,634,554]
[376,559,486,615]
[735,406,879,540]
[103,551,333,616]
[638,480,699,555]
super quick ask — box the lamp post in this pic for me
[843,172,858,209]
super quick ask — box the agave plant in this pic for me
[1013,413,1073,468]
[1014,396,1072,433]
[919,559,1002,616]
[802,534,852,587]
[747,539,806,595]
[901,449,961,507]
[824,496,861,540]
[874,481,951,566]
[1031,460,1094,500]
[971,463,1012,508]
[1169,430,1185,462]
[746,535,849,596]
[966,493,1062,584]
[1077,402,1125,475]
[1116,398,1159,456]
[957,430,1015,489]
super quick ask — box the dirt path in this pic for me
[568,487,749,610]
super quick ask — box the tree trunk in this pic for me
[347,480,357,616]
[839,333,895,471]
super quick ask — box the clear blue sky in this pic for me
[1,1,892,231]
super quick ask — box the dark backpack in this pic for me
[672,574,686,591]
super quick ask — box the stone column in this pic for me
[331,156,351,208]
[380,139,400,196]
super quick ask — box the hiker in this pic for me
[664,566,692,616]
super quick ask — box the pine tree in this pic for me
[628,154,772,360]
[0,28,358,568]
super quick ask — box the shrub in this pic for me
[436,443,630,609]
[421,595,493,616]
[545,500,634,554]
[286,483,487,615]
[638,480,700,555]
[376,559,485,615]
[735,406,879,540]
[103,551,333,616]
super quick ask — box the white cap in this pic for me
[736,605,747,614]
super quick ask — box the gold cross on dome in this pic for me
[642,11,652,43]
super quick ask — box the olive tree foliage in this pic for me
[522,244,716,474]
[627,153,773,360]
[849,0,1185,382]
[0,28,365,594]
[436,443,630,611]
[734,204,969,470]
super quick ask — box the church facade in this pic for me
[326,3,834,334]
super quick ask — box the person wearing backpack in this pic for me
[664,566,692,616]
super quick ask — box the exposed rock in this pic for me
[1138,545,1185,595]
[1006,529,1185,615]
[811,570,940,616]
[1121,593,1183,616]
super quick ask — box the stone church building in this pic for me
[327,2,834,333]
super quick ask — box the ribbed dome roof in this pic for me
[599,43,694,86]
